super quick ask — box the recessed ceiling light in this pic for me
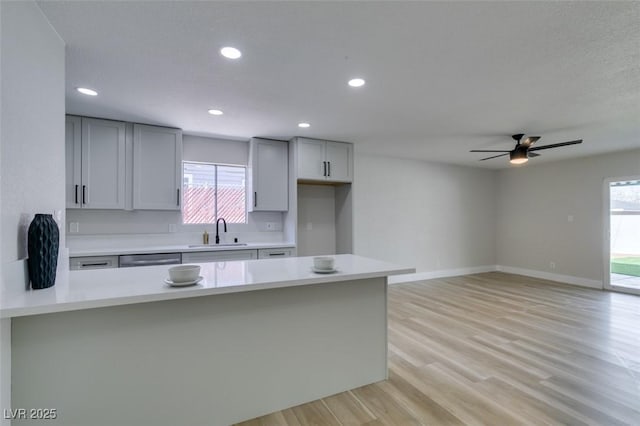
[76,87,98,96]
[220,47,242,59]
[208,109,224,116]
[348,78,366,88]
[298,122,310,128]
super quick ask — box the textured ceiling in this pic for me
[38,1,640,168]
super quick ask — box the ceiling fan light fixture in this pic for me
[509,149,528,165]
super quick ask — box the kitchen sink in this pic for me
[187,243,248,248]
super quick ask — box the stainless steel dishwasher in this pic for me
[119,252,182,268]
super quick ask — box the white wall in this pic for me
[1,1,66,279]
[496,149,640,284]
[297,184,336,256]
[0,1,66,421]
[353,154,497,276]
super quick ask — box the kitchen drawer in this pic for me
[258,248,295,259]
[182,249,258,263]
[70,255,119,270]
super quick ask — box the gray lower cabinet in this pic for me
[182,249,258,263]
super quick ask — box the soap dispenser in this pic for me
[203,230,209,244]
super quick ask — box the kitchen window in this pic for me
[182,162,246,224]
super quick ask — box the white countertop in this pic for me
[69,242,296,257]
[1,255,414,318]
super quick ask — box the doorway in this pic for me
[605,178,640,295]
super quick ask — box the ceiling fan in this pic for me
[470,134,583,164]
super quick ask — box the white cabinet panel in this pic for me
[65,116,126,209]
[296,138,326,180]
[65,116,82,208]
[296,138,353,183]
[325,142,353,182]
[248,138,288,211]
[82,118,127,209]
[182,249,258,263]
[133,124,182,210]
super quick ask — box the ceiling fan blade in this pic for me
[529,139,583,152]
[479,153,509,161]
[528,152,541,158]
[523,136,541,146]
[470,150,512,153]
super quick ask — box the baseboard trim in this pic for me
[495,265,603,289]
[389,264,603,289]
[388,265,498,285]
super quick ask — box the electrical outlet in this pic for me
[264,222,281,231]
[70,222,79,233]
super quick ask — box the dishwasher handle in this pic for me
[125,259,180,266]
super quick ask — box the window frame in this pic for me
[181,160,248,225]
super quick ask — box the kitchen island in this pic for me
[1,255,413,426]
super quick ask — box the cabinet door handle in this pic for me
[323,161,327,176]
[328,161,331,177]
[268,252,286,256]
[81,262,109,267]
[176,188,180,206]
[82,185,86,204]
[254,192,257,207]
[75,184,79,204]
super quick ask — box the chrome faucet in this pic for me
[215,218,227,244]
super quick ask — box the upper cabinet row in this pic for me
[247,137,353,213]
[66,116,182,210]
[295,138,353,183]
[65,117,353,213]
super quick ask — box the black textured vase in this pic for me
[27,214,59,290]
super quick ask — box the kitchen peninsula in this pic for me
[1,255,413,426]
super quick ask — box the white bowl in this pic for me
[168,265,201,283]
[313,256,335,270]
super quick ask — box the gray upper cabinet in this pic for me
[133,124,183,210]
[296,138,353,183]
[248,138,288,211]
[325,141,353,182]
[66,116,126,209]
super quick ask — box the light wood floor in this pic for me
[235,272,640,425]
